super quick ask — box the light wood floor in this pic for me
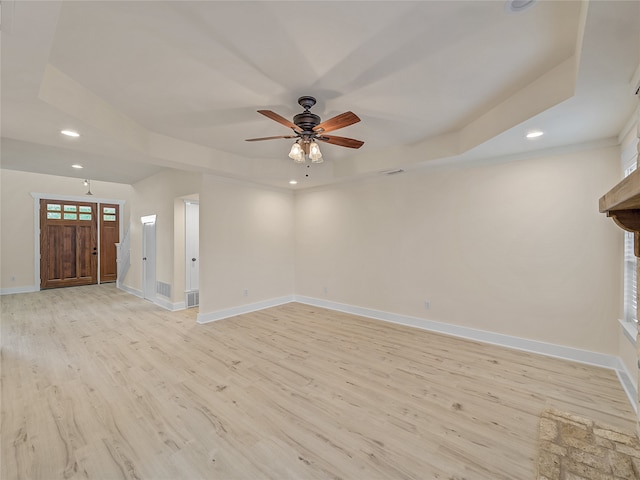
[1,285,635,479]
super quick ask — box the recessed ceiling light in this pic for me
[61,130,80,137]
[505,0,536,13]
[289,180,298,185]
[71,164,83,169]
[526,130,544,139]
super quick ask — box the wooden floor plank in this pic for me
[1,284,635,479]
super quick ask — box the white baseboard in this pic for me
[118,284,185,311]
[171,301,186,311]
[0,285,39,295]
[118,283,143,298]
[197,295,295,324]
[615,357,638,414]
[294,295,637,411]
[154,295,185,312]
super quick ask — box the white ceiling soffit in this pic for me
[1,1,639,188]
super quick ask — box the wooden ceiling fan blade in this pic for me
[245,135,298,142]
[313,111,360,133]
[257,110,302,132]
[317,135,364,149]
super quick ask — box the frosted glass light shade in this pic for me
[309,142,323,163]
[288,142,304,163]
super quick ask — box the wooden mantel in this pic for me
[600,167,640,252]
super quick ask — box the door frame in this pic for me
[31,193,125,291]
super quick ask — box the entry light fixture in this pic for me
[83,179,93,195]
[71,164,83,169]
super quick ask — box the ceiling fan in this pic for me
[245,96,364,162]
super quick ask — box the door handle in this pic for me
[192,258,197,262]
[143,257,147,261]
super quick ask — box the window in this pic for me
[103,206,116,221]
[44,202,92,222]
[623,162,638,324]
[46,203,62,219]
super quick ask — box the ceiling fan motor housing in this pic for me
[294,96,321,132]
[294,111,321,132]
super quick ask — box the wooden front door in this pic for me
[40,199,98,289]
[100,204,120,283]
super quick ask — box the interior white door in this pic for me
[185,202,199,292]
[142,219,156,300]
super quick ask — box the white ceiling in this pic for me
[1,1,639,188]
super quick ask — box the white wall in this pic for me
[295,145,623,355]
[198,175,295,316]
[0,169,132,291]
[0,146,628,362]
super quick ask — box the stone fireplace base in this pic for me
[537,408,640,479]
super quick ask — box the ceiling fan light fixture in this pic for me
[309,142,323,163]
[288,142,304,163]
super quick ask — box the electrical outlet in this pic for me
[10,275,16,282]
[424,300,430,309]
[323,286,328,295]
[243,289,249,297]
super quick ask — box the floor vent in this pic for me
[186,290,199,308]
[157,281,171,298]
